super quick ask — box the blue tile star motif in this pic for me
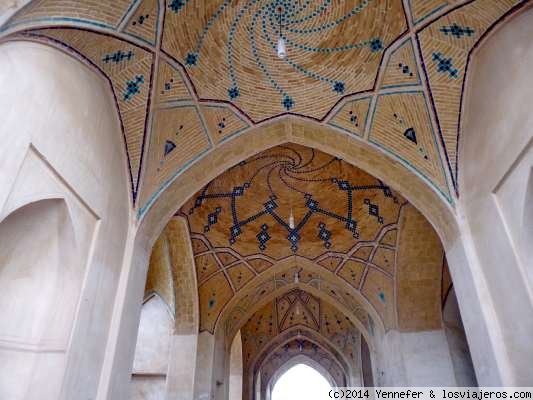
[369,38,383,52]
[232,186,245,196]
[123,75,144,101]
[169,0,187,14]
[432,53,458,78]
[264,198,278,212]
[345,219,359,238]
[229,224,242,245]
[288,230,301,253]
[440,24,474,39]
[185,52,198,66]
[282,95,294,111]
[318,222,332,249]
[305,197,319,212]
[204,206,222,233]
[333,81,345,94]
[228,86,240,99]
[337,180,350,190]
[257,224,271,251]
[364,199,384,224]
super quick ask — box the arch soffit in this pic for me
[248,325,353,380]
[216,256,381,347]
[224,282,371,355]
[140,119,457,251]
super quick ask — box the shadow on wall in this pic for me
[443,287,477,387]
[523,168,533,281]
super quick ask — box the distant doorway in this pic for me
[271,364,332,400]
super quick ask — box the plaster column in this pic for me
[377,330,457,387]
[165,333,199,400]
[458,5,533,386]
[193,331,217,400]
[0,41,131,400]
[228,332,243,400]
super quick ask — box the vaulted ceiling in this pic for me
[144,144,448,390]
[240,289,359,396]
[182,144,403,332]
[1,0,526,215]
[0,0,523,391]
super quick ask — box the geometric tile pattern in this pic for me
[182,144,404,260]
[369,91,449,198]
[17,27,155,200]
[162,0,407,121]
[327,97,372,137]
[199,105,250,145]
[177,144,445,333]
[123,0,159,45]
[381,39,421,88]
[2,0,525,207]
[417,0,524,185]
[241,290,359,397]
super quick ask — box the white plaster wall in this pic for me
[131,376,167,400]
[165,334,199,400]
[0,41,131,399]
[130,295,172,400]
[132,295,172,375]
[378,330,457,387]
[0,0,32,26]
[0,199,77,400]
[459,6,533,385]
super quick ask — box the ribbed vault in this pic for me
[140,142,451,397]
[240,289,358,398]
[1,0,526,213]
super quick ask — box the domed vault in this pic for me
[0,0,524,396]
[1,0,523,210]
[145,143,452,394]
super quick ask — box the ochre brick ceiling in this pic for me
[1,0,526,210]
[240,289,357,397]
[182,144,402,333]
[0,0,522,388]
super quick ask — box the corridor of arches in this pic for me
[0,1,532,399]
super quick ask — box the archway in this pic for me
[2,1,532,398]
[270,363,332,400]
[0,199,76,400]
[126,142,485,400]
